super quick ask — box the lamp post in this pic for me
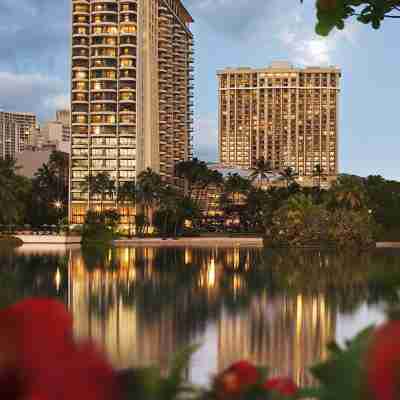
[54,200,63,233]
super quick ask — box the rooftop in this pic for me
[217,62,341,74]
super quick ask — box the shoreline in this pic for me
[113,237,264,247]
[5,234,400,249]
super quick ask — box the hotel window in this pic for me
[92,149,104,156]
[92,160,104,168]
[120,159,135,168]
[121,25,136,34]
[106,149,117,157]
[105,160,117,169]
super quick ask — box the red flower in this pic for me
[217,360,259,395]
[264,377,298,397]
[0,298,121,400]
[228,361,259,387]
[367,320,400,400]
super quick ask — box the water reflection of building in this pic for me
[68,246,337,385]
[218,293,335,386]
[69,248,185,371]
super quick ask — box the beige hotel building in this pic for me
[70,0,194,224]
[218,62,341,185]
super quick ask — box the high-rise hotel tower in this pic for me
[70,0,194,224]
[218,62,340,185]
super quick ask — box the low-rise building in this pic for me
[16,150,53,178]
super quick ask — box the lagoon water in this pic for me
[1,244,397,386]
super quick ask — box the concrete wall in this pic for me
[15,235,81,244]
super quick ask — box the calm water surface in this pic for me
[1,245,399,386]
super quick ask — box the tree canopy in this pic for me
[303,0,400,35]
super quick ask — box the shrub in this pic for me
[81,210,120,244]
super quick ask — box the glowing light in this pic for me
[55,268,62,292]
[184,248,192,265]
[207,258,216,288]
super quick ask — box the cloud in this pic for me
[193,115,218,162]
[0,0,70,121]
[184,0,280,38]
[0,72,69,121]
[277,11,359,66]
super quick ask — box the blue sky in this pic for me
[0,0,399,179]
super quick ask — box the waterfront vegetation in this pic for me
[0,151,68,230]
[79,159,399,247]
[0,154,399,246]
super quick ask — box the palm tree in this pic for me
[136,168,163,227]
[80,174,97,210]
[224,173,251,203]
[286,194,315,222]
[280,167,299,188]
[221,173,252,228]
[174,196,201,236]
[118,181,137,236]
[48,151,69,204]
[333,183,366,210]
[250,157,274,189]
[80,172,115,212]
[0,158,27,226]
[244,187,270,232]
[157,185,180,236]
[313,164,325,190]
[175,158,208,199]
[204,170,224,216]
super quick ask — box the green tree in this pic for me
[48,151,69,205]
[280,167,299,188]
[221,173,252,229]
[155,189,201,237]
[157,185,181,236]
[331,179,366,210]
[244,188,271,232]
[0,159,29,226]
[80,172,115,212]
[175,158,208,199]
[302,0,400,36]
[313,164,326,190]
[118,180,137,237]
[286,193,315,217]
[223,173,252,205]
[250,157,273,188]
[136,168,163,227]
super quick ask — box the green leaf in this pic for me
[297,387,324,399]
[316,22,334,36]
[336,20,345,29]
[326,341,342,355]
[160,344,201,400]
[372,18,381,29]
[309,326,374,400]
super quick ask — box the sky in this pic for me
[0,0,399,179]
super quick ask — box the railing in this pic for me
[0,225,70,236]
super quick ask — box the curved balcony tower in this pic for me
[70,0,194,224]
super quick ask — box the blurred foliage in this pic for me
[303,0,400,36]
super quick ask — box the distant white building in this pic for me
[0,111,37,159]
[31,110,71,154]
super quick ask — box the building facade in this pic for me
[56,109,72,142]
[217,62,341,185]
[29,110,71,153]
[70,0,194,224]
[0,111,37,159]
